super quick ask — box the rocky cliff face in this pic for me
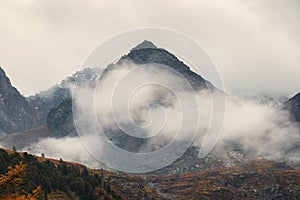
[284,93,300,123]
[0,67,39,133]
[46,98,76,137]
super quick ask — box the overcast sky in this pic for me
[0,0,299,97]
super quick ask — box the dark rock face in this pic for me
[46,98,76,137]
[284,93,300,122]
[0,67,39,133]
[27,87,70,126]
[118,46,213,90]
[131,40,157,50]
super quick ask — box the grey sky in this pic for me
[0,0,299,97]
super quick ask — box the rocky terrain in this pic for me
[142,159,300,199]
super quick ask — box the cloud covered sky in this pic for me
[0,0,299,96]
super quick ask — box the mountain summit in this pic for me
[131,40,158,50]
[120,41,213,90]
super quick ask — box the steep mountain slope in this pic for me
[1,148,300,200]
[284,92,300,122]
[0,67,40,133]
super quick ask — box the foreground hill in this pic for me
[0,148,129,200]
[1,148,300,200]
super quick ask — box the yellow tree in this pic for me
[0,162,44,200]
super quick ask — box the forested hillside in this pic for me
[0,148,123,200]
[1,148,300,200]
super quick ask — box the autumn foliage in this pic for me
[0,161,44,200]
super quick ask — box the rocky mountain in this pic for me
[9,40,213,138]
[112,40,213,90]
[0,66,101,135]
[91,40,216,153]
[27,40,216,146]
[0,67,40,133]
[0,67,103,146]
[27,67,102,127]
[46,97,76,137]
[284,92,300,123]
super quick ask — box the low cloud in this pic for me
[218,97,300,163]
[24,136,102,168]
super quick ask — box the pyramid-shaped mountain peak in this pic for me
[132,40,158,51]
